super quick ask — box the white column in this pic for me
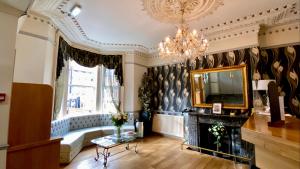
[13,14,57,86]
[123,52,148,113]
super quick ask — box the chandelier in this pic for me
[158,1,209,63]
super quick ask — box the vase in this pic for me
[213,145,220,157]
[116,126,121,139]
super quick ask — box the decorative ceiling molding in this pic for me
[259,20,299,37]
[199,3,299,34]
[258,20,300,48]
[31,0,150,54]
[133,50,152,58]
[30,0,300,57]
[144,2,300,52]
[26,12,57,29]
[208,24,260,42]
[57,0,150,53]
[142,0,224,23]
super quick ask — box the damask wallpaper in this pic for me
[257,45,300,117]
[148,45,300,118]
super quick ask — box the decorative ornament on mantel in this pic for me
[143,0,223,63]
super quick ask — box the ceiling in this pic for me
[30,0,299,53]
[0,0,33,11]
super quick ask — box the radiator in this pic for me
[152,114,184,138]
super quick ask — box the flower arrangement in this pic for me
[208,122,227,151]
[111,112,128,138]
[111,112,128,127]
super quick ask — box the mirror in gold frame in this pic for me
[190,64,249,109]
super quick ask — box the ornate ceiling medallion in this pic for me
[142,0,224,23]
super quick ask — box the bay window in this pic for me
[66,60,120,116]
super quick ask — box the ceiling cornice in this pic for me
[140,2,300,53]
[259,19,300,37]
[198,3,298,33]
[30,0,299,57]
[31,0,150,54]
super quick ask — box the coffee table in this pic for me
[91,131,138,167]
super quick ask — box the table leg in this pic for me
[103,148,110,167]
[94,146,100,161]
[134,142,138,153]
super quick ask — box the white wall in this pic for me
[11,14,149,117]
[13,15,56,86]
[123,52,148,113]
[0,11,18,169]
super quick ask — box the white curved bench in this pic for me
[51,113,135,163]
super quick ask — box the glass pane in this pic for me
[202,70,244,104]
[67,60,98,114]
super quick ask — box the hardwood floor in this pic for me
[60,135,248,169]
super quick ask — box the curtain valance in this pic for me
[56,37,123,85]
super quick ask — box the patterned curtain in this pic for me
[56,37,123,85]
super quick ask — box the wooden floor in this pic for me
[61,135,248,169]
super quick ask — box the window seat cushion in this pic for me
[59,125,135,163]
[51,113,136,163]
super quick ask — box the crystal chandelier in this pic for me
[158,1,209,63]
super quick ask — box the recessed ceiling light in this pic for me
[70,5,81,17]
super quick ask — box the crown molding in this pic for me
[149,2,299,50]
[31,0,150,53]
[258,19,300,48]
[30,0,300,58]
[26,11,57,29]
[259,19,300,36]
[207,24,260,42]
[199,3,298,33]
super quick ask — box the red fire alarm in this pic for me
[0,93,6,102]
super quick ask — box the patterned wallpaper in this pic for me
[256,45,300,117]
[148,45,300,117]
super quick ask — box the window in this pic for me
[66,60,120,116]
[102,68,120,113]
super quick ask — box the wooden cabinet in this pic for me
[242,113,300,169]
[7,83,61,169]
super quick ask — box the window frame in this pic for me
[64,61,121,117]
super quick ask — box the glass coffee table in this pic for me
[91,131,138,167]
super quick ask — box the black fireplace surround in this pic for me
[186,110,255,165]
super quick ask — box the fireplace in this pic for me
[186,112,254,164]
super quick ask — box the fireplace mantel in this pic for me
[186,111,254,164]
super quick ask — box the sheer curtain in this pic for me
[101,66,122,114]
[53,60,69,120]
